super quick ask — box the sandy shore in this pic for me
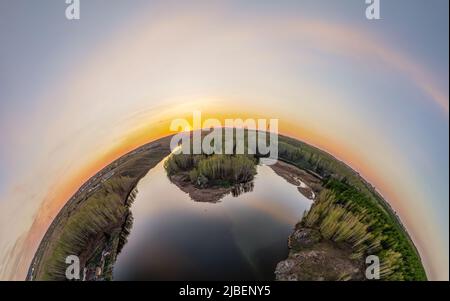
[269,160,323,200]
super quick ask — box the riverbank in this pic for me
[166,172,239,203]
[27,136,172,280]
[275,135,427,281]
[275,228,365,281]
[269,160,322,200]
[268,161,366,280]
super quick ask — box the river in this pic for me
[113,158,313,280]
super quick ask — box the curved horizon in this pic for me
[0,0,448,280]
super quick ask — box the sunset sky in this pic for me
[0,0,448,280]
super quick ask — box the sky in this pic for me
[0,0,448,280]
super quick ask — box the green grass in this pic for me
[31,137,172,280]
[40,176,134,280]
[279,135,427,280]
[164,153,258,188]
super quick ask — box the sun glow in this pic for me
[0,3,447,281]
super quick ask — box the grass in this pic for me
[164,129,266,188]
[164,153,258,188]
[30,136,172,280]
[279,135,427,280]
[39,176,134,280]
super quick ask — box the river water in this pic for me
[113,158,313,280]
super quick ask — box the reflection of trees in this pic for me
[231,181,254,197]
[117,212,134,255]
[117,187,137,255]
[35,177,138,280]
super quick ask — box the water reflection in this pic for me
[231,181,254,197]
[113,159,313,280]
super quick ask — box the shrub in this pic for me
[165,153,257,188]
